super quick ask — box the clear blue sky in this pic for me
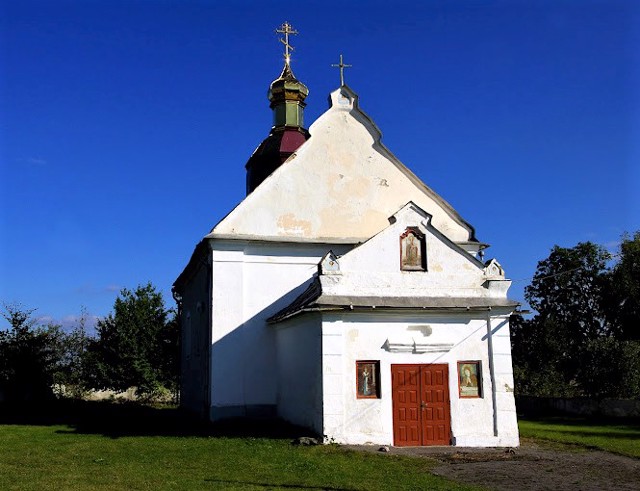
[1,0,638,329]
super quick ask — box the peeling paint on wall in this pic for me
[277,213,312,236]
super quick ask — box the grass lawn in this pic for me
[519,417,640,458]
[0,401,477,491]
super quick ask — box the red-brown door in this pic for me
[392,364,451,446]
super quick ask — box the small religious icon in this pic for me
[357,361,379,398]
[362,367,371,395]
[400,230,425,271]
[458,362,481,398]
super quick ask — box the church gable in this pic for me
[268,202,515,326]
[323,202,489,298]
[209,86,476,245]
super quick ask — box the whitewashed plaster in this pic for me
[209,86,475,245]
[178,254,211,415]
[176,81,518,446]
[206,239,352,419]
[271,202,519,447]
[318,311,519,447]
[274,313,323,434]
[320,202,510,299]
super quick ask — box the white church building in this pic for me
[174,24,520,447]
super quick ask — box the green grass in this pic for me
[519,417,640,458]
[0,401,476,491]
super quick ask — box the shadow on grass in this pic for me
[532,428,640,441]
[204,479,356,491]
[520,415,640,431]
[0,399,311,439]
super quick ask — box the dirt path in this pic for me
[346,439,640,490]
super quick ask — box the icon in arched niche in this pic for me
[400,228,426,271]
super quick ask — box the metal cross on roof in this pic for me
[276,21,298,65]
[331,54,352,87]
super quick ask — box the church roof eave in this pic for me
[173,239,211,294]
[267,278,520,324]
[204,232,361,244]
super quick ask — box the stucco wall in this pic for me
[320,312,519,447]
[324,203,494,299]
[179,256,211,415]
[208,239,352,420]
[211,87,475,245]
[274,313,323,434]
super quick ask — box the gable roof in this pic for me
[208,85,477,245]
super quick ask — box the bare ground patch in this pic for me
[345,438,640,491]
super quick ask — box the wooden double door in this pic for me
[392,364,451,446]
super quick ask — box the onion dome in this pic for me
[245,23,311,195]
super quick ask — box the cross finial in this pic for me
[276,21,298,65]
[331,54,352,87]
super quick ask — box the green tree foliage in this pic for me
[0,304,64,401]
[513,234,640,399]
[85,283,178,397]
[53,308,92,398]
[603,232,640,341]
[511,315,580,397]
[577,338,640,399]
[525,242,610,341]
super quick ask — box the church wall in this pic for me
[211,88,474,245]
[489,313,519,445]
[320,311,519,447]
[326,204,490,299]
[274,313,323,434]
[208,239,352,420]
[179,256,211,416]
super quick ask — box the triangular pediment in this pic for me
[208,86,476,245]
[267,203,515,323]
[321,202,488,297]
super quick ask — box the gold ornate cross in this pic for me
[331,54,352,86]
[276,21,298,65]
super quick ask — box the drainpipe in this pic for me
[486,310,498,437]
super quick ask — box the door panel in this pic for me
[392,366,421,446]
[392,364,451,446]
[421,364,450,445]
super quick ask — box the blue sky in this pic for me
[1,0,638,329]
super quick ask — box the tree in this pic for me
[513,236,640,399]
[158,312,180,395]
[511,313,583,397]
[84,283,177,397]
[51,307,92,398]
[0,304,64,401]
[525,242,610,343]
[516,243,610,394]
[577,337,640,399]
[603,232,640,341]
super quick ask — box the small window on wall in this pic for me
[356,361,380,399]
[458,361,482,398]
[400,228,426,271]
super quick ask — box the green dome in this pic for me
[268,63,309,108]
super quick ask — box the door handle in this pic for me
[420,401,427,409]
